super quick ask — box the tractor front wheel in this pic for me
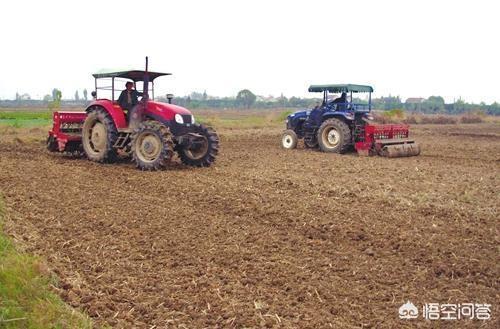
[82,108,118,162]
[317,118,351,153]
[281,129,298,149]
[131,122,174,170]
[177,124,219,167]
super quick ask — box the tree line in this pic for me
[163,91,500,115]
[372,95,499,115]
[1,89,498,115]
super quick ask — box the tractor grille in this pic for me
[182,115,192,124]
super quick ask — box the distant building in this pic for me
[405,97,424,104]
[405,97,424,111]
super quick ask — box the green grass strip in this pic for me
[0,197,93,328]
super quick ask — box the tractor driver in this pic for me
[330,92,347,111]
[117,81,143,112]
[331,92,347,105]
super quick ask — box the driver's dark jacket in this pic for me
[309,96,347,124]
[117,89,143,110]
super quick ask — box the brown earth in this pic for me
[0,123,499,328]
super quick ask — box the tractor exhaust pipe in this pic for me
[143,56,149,100]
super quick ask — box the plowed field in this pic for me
[0,122,498,328]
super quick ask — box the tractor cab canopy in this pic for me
[92,70,171,82]
[308,84,374,112]
[92,69,172,101]
[308,84,373,93]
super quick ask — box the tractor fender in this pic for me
[144,112,172,128]
[321,112,353,124]
[85,100,127,129]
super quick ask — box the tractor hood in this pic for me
[288,109,310,119]
[146,101,193,122]
[148,101,192,115]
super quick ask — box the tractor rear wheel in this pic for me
[82,108,118,162]
[177,124,219,167]
[317,118,351,153]
[131,121,174,170]
[281,129,298,149]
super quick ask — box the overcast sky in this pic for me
[0,0,498,103]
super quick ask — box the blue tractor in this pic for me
[282,84,374,152]
[281,84,420,157]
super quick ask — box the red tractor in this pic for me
[47,58,219,170]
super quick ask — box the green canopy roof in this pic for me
[308,84,374,93]
[92,69,171,82]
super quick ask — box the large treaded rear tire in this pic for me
[177,124,219,167]
[131,121,174,170]
[82,107,118,162]
[317,118,351,153]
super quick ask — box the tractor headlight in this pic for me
[175,114,184,124]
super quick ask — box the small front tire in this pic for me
[177,124,219,167]
[282,129,298,149]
